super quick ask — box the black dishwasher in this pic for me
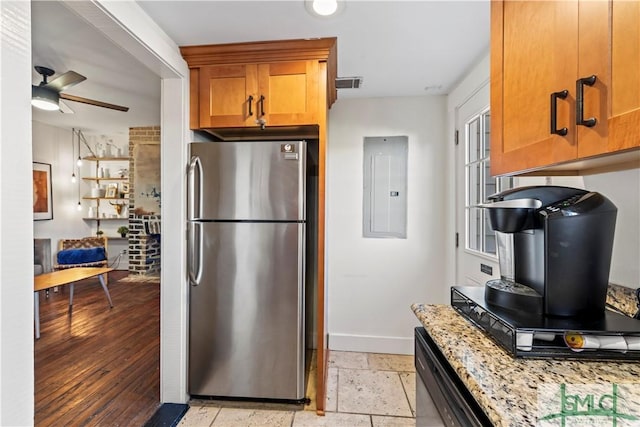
[415,327,492,427]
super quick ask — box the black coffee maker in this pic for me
[482,186,617,318]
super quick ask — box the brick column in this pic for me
[128,126,161,276]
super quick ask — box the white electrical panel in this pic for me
[363,136,408,238]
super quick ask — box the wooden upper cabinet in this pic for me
[492,1,579,176]
[575,0,611,159]
[181,38,336,131]
[608,0,640,154]
[199,64,257,128]
[258,61,319,126]
[198,61,318,128]
[491,0,639,176]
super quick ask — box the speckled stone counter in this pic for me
[607,283,639,317]
[411,303,640,427]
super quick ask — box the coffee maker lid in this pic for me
[480,198,542,232]
[479,199,542,209]
[488,186,588,207]
[483,186,590,232]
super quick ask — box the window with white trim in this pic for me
[465,109,512,256]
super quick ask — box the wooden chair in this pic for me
[54,237,109,284]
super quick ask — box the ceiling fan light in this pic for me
[31,85,60,111]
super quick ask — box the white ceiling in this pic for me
[31,0,489,134]
[31,1,162,135]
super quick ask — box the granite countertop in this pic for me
[411,301,640,427]
[607,283,639,317]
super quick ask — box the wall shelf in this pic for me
[82,217,127,221]
[83,156,129,162]
[82,177,128,182]
[81,156,130,235]
[82,197,129,201]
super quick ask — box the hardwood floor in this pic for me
[35,271,160,426]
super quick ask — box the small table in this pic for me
[34,267,114,339]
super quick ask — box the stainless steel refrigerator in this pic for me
[187,140,306,401]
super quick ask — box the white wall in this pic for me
[584,168,640,288]
[327,96,448,355]
[0,1,35,425]
[32,121,130,270]
[445,54,490,291]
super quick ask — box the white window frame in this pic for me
[464,109,512,258]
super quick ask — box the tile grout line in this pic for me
[397,370,413,418]
[208,406,220,427]
[335,366,340,414]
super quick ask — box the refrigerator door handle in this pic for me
[187,155,203,220]
[187,222,204,286]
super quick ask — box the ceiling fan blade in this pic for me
[58,100,75,114]
[59,93,129,112]
[45,71,86,92]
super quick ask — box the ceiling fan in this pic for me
[31,66,129,113]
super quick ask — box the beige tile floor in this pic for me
[179,350,444,427]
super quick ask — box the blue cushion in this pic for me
[57,247,106,265]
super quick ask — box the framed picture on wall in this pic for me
[33,162,53,221]
[105,183,119,198]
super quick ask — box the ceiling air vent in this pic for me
[335,76,363,89]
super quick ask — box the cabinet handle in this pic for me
[550,90,568,136]
[247,95,254,117]
[258,95,265,117]
[576,75,597,127]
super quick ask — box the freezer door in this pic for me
[188,221,305,400]
[188,140,306,221]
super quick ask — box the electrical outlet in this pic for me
[120,249,127,255]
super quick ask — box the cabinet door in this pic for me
[607,0,640,154]
[257,61,319,126]
[198,64,258,127]
[575,0,611,158]
[491,0,579,176]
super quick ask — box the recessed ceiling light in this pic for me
[305,0,344,18]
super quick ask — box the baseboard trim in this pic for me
[328,333,413,355]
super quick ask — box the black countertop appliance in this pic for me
[482,185,617,318]
[450,186,640,360]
